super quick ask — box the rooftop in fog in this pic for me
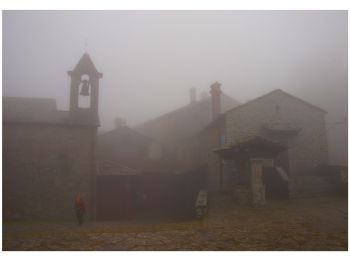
[3,96,100,126]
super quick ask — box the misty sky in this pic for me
[2,11,348,163]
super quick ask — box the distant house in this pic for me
[131,83,333,204]
[136,83,240,167]
[187,89,330,203]
[3,53,102,220]
[95,87,239,220]
[98,125,164,173]
[97,125,202,220]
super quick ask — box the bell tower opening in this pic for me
[78,74,91,108]
[68,53,103,118]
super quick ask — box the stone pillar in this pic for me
[68,74,80,114]
[90,76,99,116]
[250,158,266,206]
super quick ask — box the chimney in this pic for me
[210,81,222,120]
[189,87,196,104]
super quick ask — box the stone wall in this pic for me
[224,90,329,196]
[3,123,97,221]
[197,119,226,191]
[98,126,162,161]
[137,94,239,166]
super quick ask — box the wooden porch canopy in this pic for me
[213,136,286,160]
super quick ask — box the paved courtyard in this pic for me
[2,196,348,251]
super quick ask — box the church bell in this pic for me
[80,79,90,96]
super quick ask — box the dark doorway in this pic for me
[262,167,289,199]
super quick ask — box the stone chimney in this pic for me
[210,82,222,120]
[190,87,196,104]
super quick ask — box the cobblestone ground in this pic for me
[3,196,348,251]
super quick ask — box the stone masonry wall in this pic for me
[3,123,96,221]
[197,120,225,191]
[224,90,329,196]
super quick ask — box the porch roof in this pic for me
[213,136,286,159]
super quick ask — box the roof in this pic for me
[99,125,158,143]
[68,53,103,78]
[213,135,286,158]
[3,96,57,119]
[3,96,100,127]
[202,89,327,133]
[229,89,326,114]
[136,92,240,144]
[98,160,140,176]
[140,93,239,125]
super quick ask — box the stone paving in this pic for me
[2,196,348,251]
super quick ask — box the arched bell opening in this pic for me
[78,74,91,108]
[68,53,103,117]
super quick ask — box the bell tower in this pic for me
[68,53,103,118]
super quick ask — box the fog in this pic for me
[2,10,347,164]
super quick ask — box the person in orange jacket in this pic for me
[74,195,86,225]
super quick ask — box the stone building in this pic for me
[98,124,166,174]
[3,53,102,220]
[136,85,240,168]
[96,125,202,220]
[188,87,329,203]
